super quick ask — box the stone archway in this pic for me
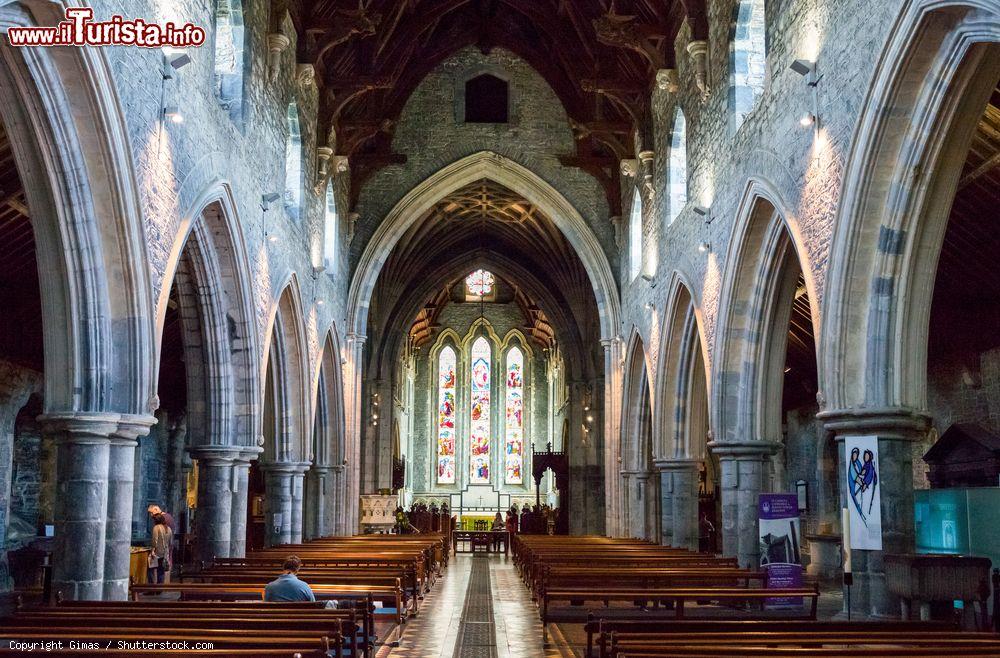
[653,274,713,550]
[820,0,1000,618]
[620,331,656,540]
[152,186,261,562]
[1,3,156,601]
[305,327,348,538]
[344,151,622,536]
[711,180,820,568]
[259,279,311,546]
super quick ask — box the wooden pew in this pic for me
[583,617,960,658]
[541,585,820,625]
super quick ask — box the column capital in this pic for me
[707,440,782,458]
[234,445,264,465]
[111,413,157,445]
[653,457,700,472]
[188,444,245,465]
[309,463,335,475]
[817,406,930,440]
[261,460,313,475]
[39,411,120,444]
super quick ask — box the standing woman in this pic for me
[151,513,173,584]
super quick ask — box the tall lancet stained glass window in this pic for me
[469,337,492,483]
[436,347,457,484]
[505,347,524,483]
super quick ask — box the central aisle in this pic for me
[386,554,563,658]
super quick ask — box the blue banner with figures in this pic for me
[758,493,804,607]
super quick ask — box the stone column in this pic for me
[104,415,155,600]
[601,337,624,537]
[819,408,928,619]
[290,462,309,544]
[261,461,310,546]
[634,470,658,541]
[620,471,633,537]
[709,441,781,568]
[306,464,334,539]
[189,445,241,563]
[331,464,346,536]
[228,447,261,558]
[656,459,699,550]
[41,412,120,600]
[343,334,366,536]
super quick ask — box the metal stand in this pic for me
[843,571,853,621]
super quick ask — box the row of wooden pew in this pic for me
[511,535,1000,657]
[0,533,449,657]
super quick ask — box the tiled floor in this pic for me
[386,554,564,658]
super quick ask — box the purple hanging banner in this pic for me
[758,493,804,607]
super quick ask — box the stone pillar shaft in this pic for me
[656,459,700,550]
[103,415,154,600]
[710,441,780,568]
[43,413,120,601]
[189,446,243,563]
[820,408,927,619]
[228,450,259,558]
[262,461,310,546]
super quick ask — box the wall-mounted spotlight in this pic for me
[161,48,191,79]
[644,301,655,312]
[163,105,183,124]
[790,58,818,85]
[799,113,816,128]
[261,192,281,211]
[692,205,712,223]
[698,241,711,253]
[316,299,325,306]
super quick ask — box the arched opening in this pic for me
[628,188,643,280]
[730,0,767,128]
[355,162,609,534]
[323,180,339,272]
[150,198,259,565]
[213,0,245,122]
[667,108,688,225]
[257,283,310,547]
[0,8,155,600]
[621,335,656,540]
[655,280,716,551]
[284,101,303,220]
[820,2,1000,617]
[0,109,47,597]
[714,190,819,569]
[464,73,509,123]
[305,331,347,539]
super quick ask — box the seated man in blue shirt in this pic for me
[264,555,315,602]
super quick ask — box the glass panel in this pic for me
[436,347,456,484]
[505,347,524,484]
[469,337,491,483]
[465,269,495,297]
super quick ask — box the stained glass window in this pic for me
[465,269,495,297]
[436,346,457,484]
[504,347,524,484]
[469,337,491,483]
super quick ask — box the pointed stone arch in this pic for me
[305,325,348,538]
[0,2,156,600]
[652,273,713,549]
[711,178,819,567]
[260,277,311,545]
[819,0,1000,618]
[619,329,656,540]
